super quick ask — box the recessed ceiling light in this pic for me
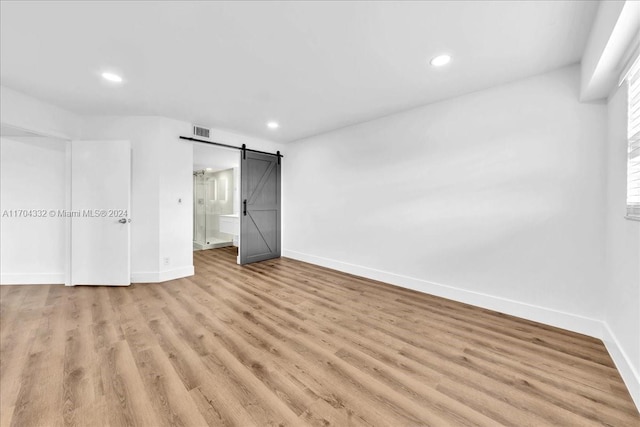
[430,54,452,67]
[101,72,123,83]
[267,121,279,129]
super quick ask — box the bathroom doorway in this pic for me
[193,144,240,252]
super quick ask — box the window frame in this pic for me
[625,54,640,221]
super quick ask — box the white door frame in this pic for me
[64,138,72,285]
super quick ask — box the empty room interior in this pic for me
[1,1,639,426]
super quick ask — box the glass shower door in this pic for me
[193,173,206,248]
[193,169,235,250]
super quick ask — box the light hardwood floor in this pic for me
[1,247,638,426]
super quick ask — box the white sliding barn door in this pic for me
[70,140,131,285]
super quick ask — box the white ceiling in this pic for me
[0,1,597,143]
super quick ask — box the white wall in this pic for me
[205,126,286,156]
[157,118,195,280]
[283,65,607,337]
[193,143,240,172]
[604,83,640,407]
[0,137,67,284]
[0,85,81,139]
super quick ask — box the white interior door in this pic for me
[71,140,131,285]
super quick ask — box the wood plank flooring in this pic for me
[1,247,638,426]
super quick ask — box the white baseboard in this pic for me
[2,266,195,285]
[603,323,640,410]
[131,265,194,283]
[282,249,603,338]
[1,273,64,285]
[158,266,194,282]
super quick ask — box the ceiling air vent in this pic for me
[193,125,210,139]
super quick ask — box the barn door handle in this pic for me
[243,199,247,216]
